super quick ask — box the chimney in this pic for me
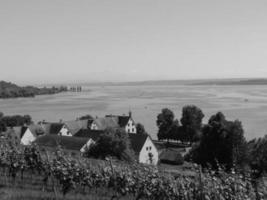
[129,110,132,118]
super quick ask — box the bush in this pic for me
[85,128,135,162]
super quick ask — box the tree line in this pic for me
[0,112,32,132]
[157,105,267,177]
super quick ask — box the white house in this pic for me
[74,129,159,165]
[93,112,137,134]
[117,114,137,134]
[128,133,158,165]
[20,125,45,145]
[42,122,72,136]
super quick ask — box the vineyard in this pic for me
[0,137,266,200]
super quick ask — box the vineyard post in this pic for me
[198,165,204,200]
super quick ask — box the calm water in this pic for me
[1,85,267,140]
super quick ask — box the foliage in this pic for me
[79,114,94,120]
[0,80,67,99]
[156,108,178,140]
[187,112,248,170]
[86,128,135,162]
[0,136,264,199]
[0,114,32,127]
[180,105,204,143]
[136,123,148,135]
[248,135,267,177]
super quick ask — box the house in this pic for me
[159,149,184,165]
[128,133,158,165]
[90,117,118,130]
[92,112,137,134]
[64,119,89,135]
[42,119,89,136]
[42,122,68,136]
[108,113,137,134]
[74,129,159,165]
[35,135,95,154]
[12,125,44,145]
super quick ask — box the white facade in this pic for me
[59,125,72,136]
[125,118,136,134]
[21,129,36,145]
[91,122,98,130]
[138,137,158,165]
[80,138,96,153]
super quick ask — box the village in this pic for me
[2,111,189,166]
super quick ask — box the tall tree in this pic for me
[248,135,267,177]
[188,112,247,170]
[156,108,175,140]
[180,105,204,143]
[136,123,148,135]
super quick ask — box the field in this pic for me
[0,137,266,200]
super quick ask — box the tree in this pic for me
[86,128,135,162]
[136,123,148,135]
[156,108,176,140]
[1,115,32,127]
[187,112,247,170]
[180,105,204,143]
[248,135,267,177]
[79,114,94,120]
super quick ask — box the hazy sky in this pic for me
[1,0,267,85]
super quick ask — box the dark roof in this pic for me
[128,133,148,153]
[49,123,64,135]
[92,117,118,130]
[159,149,184,165]
[35,135,89,151]
[20,125,44,138]
[118,116,130,127]
[74,129,104,140]
[21,126,28,138]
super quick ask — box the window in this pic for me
[128,129,130,133]
[132,128,134,132]
[146,147,149,151]
[149,147,152,150]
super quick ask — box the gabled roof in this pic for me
[159,149,184,165]
[92,117,118,130]
[74,129,104,140]
[18,125,44,139]
[128,133,148,153]
[35,135,89,151]
[43,123,64,135]
[64,120,88,135]
[118,116,131,127]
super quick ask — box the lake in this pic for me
[1,84,267,140]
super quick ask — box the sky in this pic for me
[1,0,267,85]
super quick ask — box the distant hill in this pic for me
[0,81,68,99]
[191,78,267,85]
[83,78,267,86]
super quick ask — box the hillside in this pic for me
[191,78,267,85]
[0,81,67,99]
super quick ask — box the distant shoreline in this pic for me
[78,78,267,87]
[0,81,68,99]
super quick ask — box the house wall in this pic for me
[80,138,95,153]
[21,129,36,145]
[59,125,72,136]
[91,122,98,130]
[138,138,158,165]
[125,119,136,134]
